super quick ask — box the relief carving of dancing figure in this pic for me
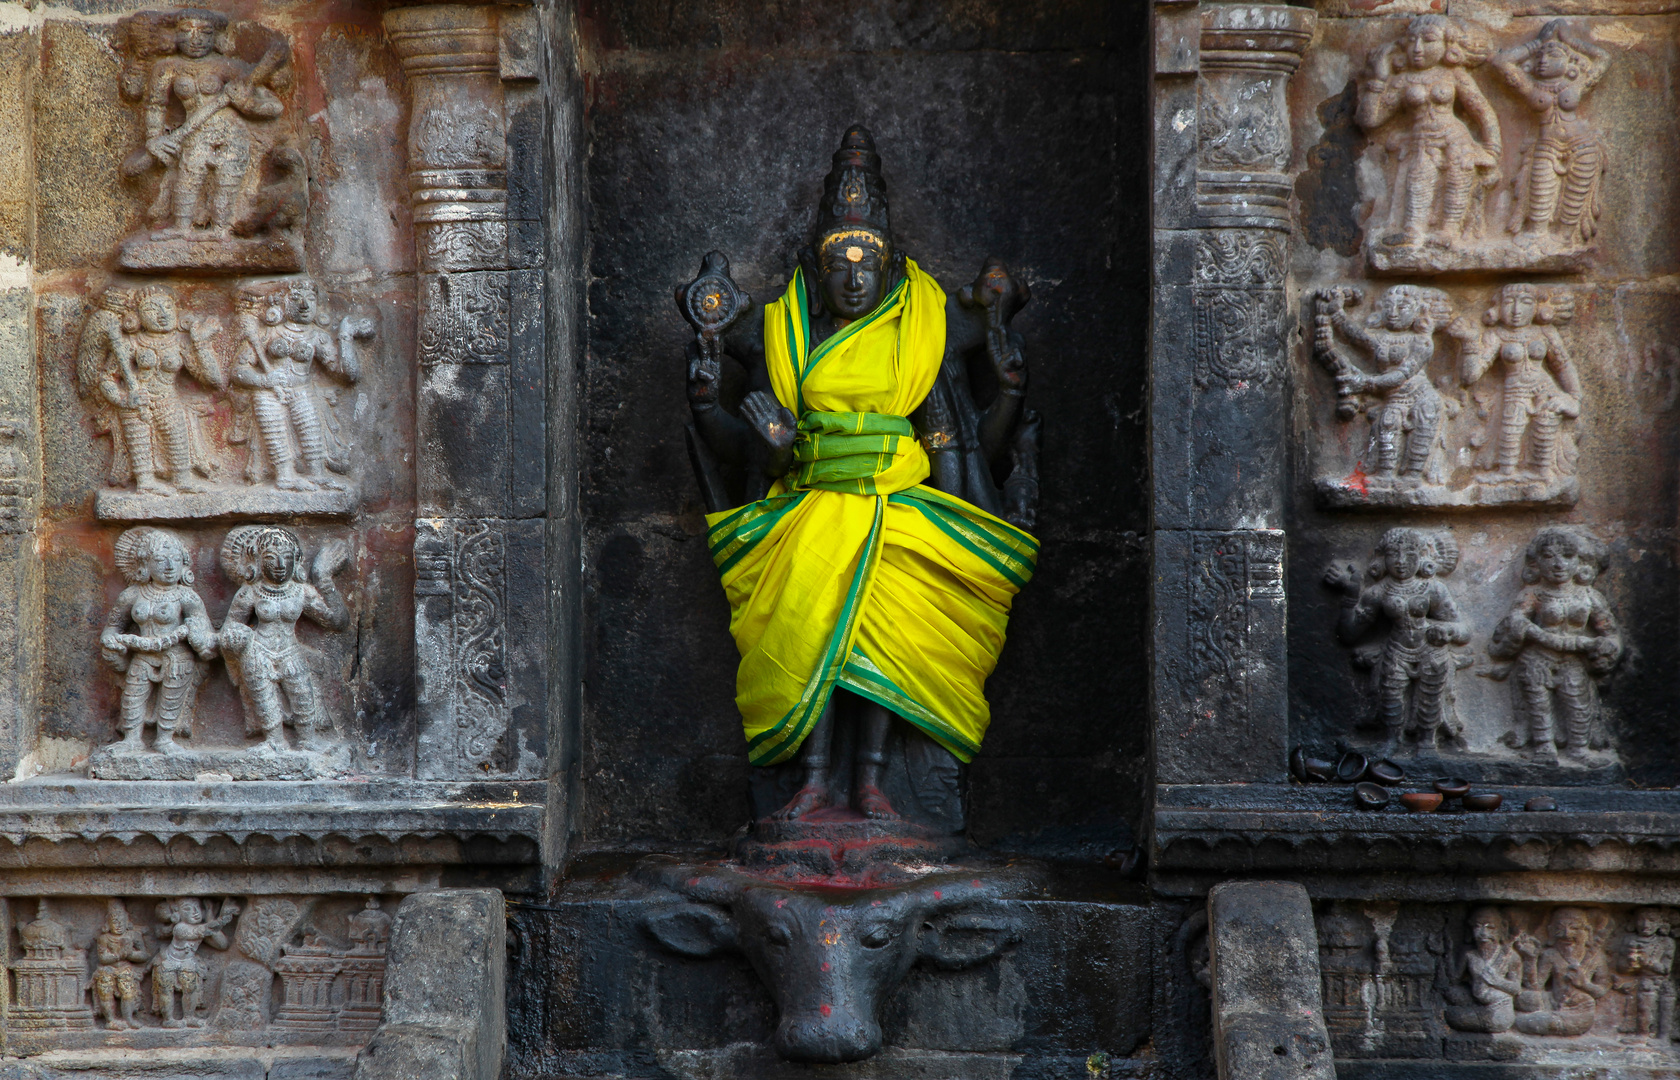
[1452,285,1581,489]
[117,9,302,270]
[78,285,224,497]
[1313,285,1455,491]
[1512,907,1613,1037]
[1612,907,1674,1040]
[101,527,216,755]
[217,527,351,753]
[1358,16,1499,254]
[231,281,368,492]
[1490,528,1622,763]
[91,900,151,1031]
[1491,20,1611,251]
[151,897,238,1029]
[1443,907,1525,1034]
[1325,528,1470,752]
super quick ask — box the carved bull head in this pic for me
[642,866,1036,1063]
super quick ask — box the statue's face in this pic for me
[109,909,130,932]
[1637,910,1665,936]
[178,899,204,924]
[817,235,889,321]
[140,295,177,333]
[177,18,216,59]
[286,290,317,325]
[1379,291,1421,332]
[1406,24,1447,70]
[1551,912,1588,947]
[261,543,296,584]
[1471,914,1501,947]
[1535,540,1577,586]
[1538,42,1570,79]
[147,546,184,586]
[1385,538,1421,581]
[1500,289,1537,328]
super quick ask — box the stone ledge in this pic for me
[0,780,544,862]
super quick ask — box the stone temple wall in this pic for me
[1,1,1680,1078]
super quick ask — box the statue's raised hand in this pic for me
[311,539,352,584]
[1323,562,1361,596]
[686,340,720,408]
[741,390,797,452]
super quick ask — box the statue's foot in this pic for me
[183,1016,205,1028]
[171,477,209,494]
[153,734,182,755]
[136,478,175,496]
[115,731,146,753]
[771,785,828,821]
[856,785,899,821]
[275,474,318,492]
[163,1018,184,1030]
[254,736,289,755]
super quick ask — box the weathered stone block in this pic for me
[1208,881,1335,1080]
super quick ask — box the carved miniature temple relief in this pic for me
[1317,903,1680,1063]
[77,278,374,521]
[5,894,393,1048]
[115,10,306,273]
[1311,284,1581,510]
[1323,526,1623,772]
[1357,17,1613,275]
[88,524,354,781]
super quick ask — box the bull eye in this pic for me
[766,924,792,946]
[860,925,894,948]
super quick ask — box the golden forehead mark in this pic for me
[845,246,863,263]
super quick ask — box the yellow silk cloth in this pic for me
[704,260,1038,766]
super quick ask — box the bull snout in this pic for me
[774,1004,881,1063]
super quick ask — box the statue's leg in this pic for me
[1413,651,1448,747]
[854,701,899,820]
[1497,391,1531,476]
[255,391,309,490]
[206,134,253,236]
[1440,161,1475,240]
[1560,140,1602,241]
[1402,394,1440,479]
[1520,663,1557,760]
[770,698,834,821]
[154,399,206,492]
[1528,406,1561,477]
[167,138,214,237]
[279,664,330,750]
[1378,653,1409,750]
[1526,141,1565,235]
[248,676,290,750]
[118,408,169,494]
[1557,660,1592,757]
[1400,156,1438,244]
[180,969,204,1026]
[118,665,154,749]
[93,969,116,1027]
[288,391,342,487]
[118,970,140,1028]
[152,653,194,754]
[1373,402,1402,476]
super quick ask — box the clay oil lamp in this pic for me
[1524,796,1559,812]
[1367,759,1404,786]
[1463,793,1503,812]
[1354,782,1391,811]
[1335,751,1369,783]
[1400,792,1443,813]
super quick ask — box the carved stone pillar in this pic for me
[386,5,546,780]
[1151,3,1311,786]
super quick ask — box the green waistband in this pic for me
[789,411,915,493]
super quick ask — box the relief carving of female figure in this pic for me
[1451,285,1581,484]
[1357,15,1500,250]
[217,526,350,754]
[1491,20,1611,248]
[1490,527,1622,762]
[680,128,1039,821]
[101,527,217,754]
[151,897,238,1028]
[1325,528,1470,752]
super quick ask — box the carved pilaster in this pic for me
[1152,4,1310,785]
[1196,4,1312,231]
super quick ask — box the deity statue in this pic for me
[101,527,217,754]
[1325,529,1470,752]
[1443,907,1525,1034]
[1451,285,1581,487]
[1613,907,1674,1039]
[1491,20,1611,250]
[230,281,369,492]
[1490,527,1623,762]
[151,897,238,1028]
[1513,906,1612,1036]
[91,900,151,1031]
[1357,16,1500,252]
[677,127,1039,823]
[117,8,302,268]
[1312,285,1455,490]
[217,526,351,754]
[77,285,224,497]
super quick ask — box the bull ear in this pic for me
[643,903,738,958]
[918,904,1020,971]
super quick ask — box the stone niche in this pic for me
[0,0,549,1072]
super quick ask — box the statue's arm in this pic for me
[144,62,174,142]
[1429,582,1472,644]
[180,590,217,659]
[686,321,761,466]
[1335,585,1381,643]
[1455,69,1502,155]
[1543,327,1581,398]
[911,370,961,495]
[303,542,352,632]
[182,323,227,391]
[977,327,1026,465]
[1491,40,1539,93]
[101,588,138,661]
[1355,57,1401,130]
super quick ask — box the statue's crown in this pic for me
[815,125,891,248]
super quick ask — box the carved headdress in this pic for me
[814,126,893,252]
[114,526,193,585]
[221,524,306,584]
